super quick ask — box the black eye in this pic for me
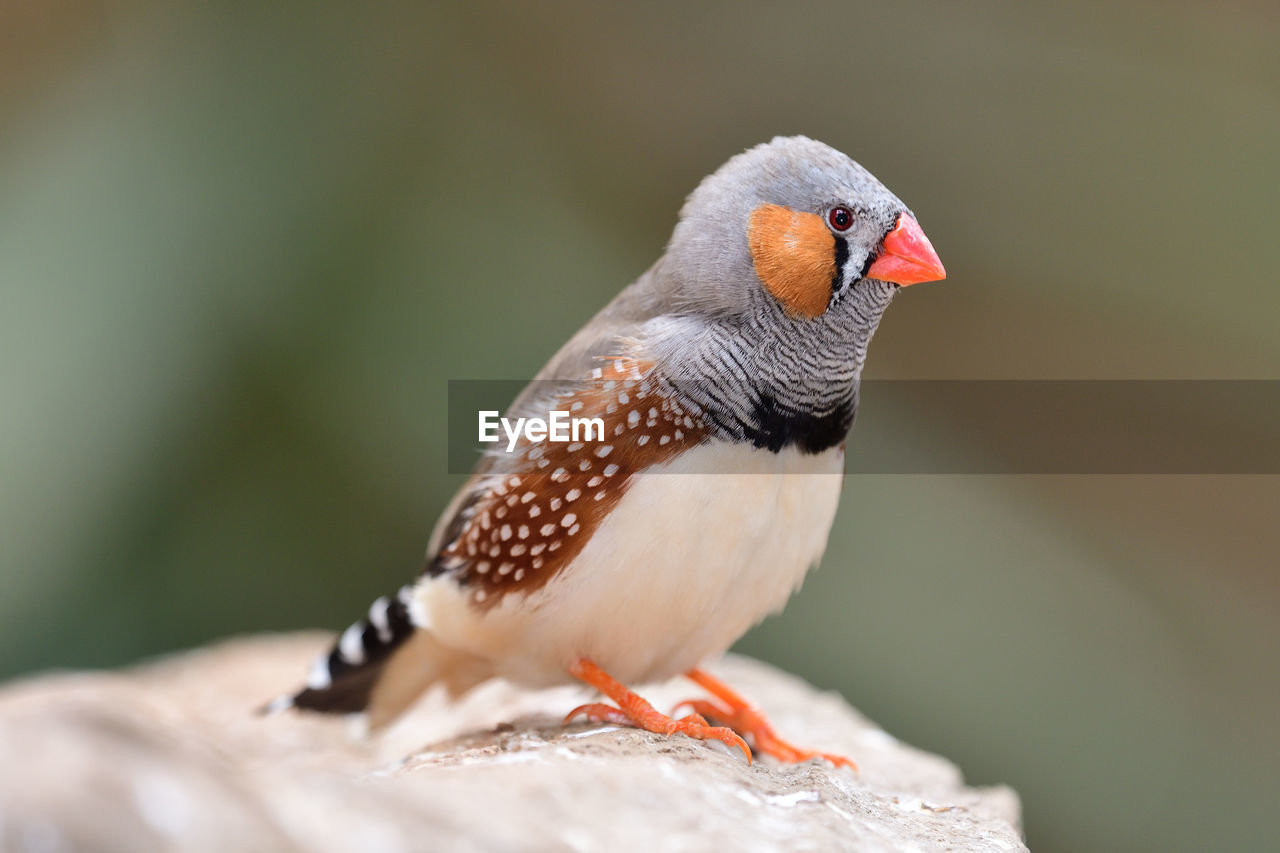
[828,206,854,231]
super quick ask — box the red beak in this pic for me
[865,213,946,286]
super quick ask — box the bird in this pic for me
[267,136,945,767]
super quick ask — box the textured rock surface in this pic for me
[0,634,1024,852]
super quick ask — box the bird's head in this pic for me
[638,137,945,449]
[659,135,945,323]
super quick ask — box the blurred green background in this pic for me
[2,2,1277,850]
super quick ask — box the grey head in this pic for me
[658,135,909,317]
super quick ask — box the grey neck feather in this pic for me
[640,276,897,454]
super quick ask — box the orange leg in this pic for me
[675,668,857,770]
[564,658,752,763]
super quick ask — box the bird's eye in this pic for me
[828,207,854,232]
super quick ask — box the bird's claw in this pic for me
[567,699,751,763]
[672,695,857,771]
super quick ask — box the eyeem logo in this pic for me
[478,410,606,452]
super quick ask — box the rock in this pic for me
[0,634,1024,852]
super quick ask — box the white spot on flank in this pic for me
[595,444,613,458]
[637,435,650,445]
[495,506,507,519]
[570,400,584,412]
[591,368,603,379]
[566,488,581,501]
[498,562,514,576]
[552,467,567,482]
[518,525,530,539]
[660,435,670,445]
[588,476,603,487]
[595,490,606,500]
[530,543,546,555]
[522,492,536,503]
[532,558,544,569]
[603,380,616,391]
[567,442,584,452]
[510,544,526,556]
[579,458,592,470]
[500,525,512,541]
[475,589,487,602]
[550,497,562,511]
[675,429,683,440]
[614,424,625,436]
[649,408,658,419]
[514,569,525,581]
[549,540,562,551]
[627,410,640,427]
[476,561,491,574]
[618,391,629,404]
[562,513,577,527]
[537,458,550,468]
[489,545,501,557]
[603,463,619,477]
[568,524,580,535]
[541,523,557,536]
[529,505,542,518]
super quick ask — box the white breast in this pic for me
[414,442,845,687]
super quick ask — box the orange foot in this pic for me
[565,658,752,762]
[675,668,857,770]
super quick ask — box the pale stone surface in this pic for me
[0,634,1024,852]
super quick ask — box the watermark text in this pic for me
[478,410,606,452]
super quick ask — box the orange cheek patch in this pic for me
[747,204,837,319]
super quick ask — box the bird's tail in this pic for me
[262,584,490,729]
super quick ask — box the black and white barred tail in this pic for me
[265,583,494,728]
[265,586,417,717]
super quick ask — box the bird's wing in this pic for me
[413,268,714,612]
[424,269,668,561]
[420,352,706,608]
